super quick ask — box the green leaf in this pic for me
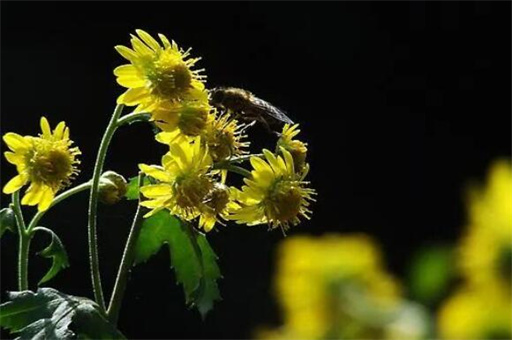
[0,288,125,339]
[193,235,222,318]
[0,207,16,238]
[134,210,221,317]
[125,176,152,200]
[36,228,69,284]
[407,245,454,305]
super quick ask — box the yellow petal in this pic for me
[21,183,45,206]
[37,187,55,211]
[40,116,52,138]
[4,151,23,165]
[113,64,137,77]
[140,184,173,198]
[115,45,138,61]
[158,33,172,49]
[117,87,148,105]
[3,174,27,194]
[138,164,172,182]
[130,35,154,56]
[3,133,31,152]
[136,29,161,51]
[116,76,146,88]
[54,122,66,140]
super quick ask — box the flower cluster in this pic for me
[3,117,80,211]
[115,30,316,232]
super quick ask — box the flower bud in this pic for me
[99,171,128,205]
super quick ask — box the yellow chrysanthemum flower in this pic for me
[277,124,308,173]
[201,112,249,163]
[256,235,421,340]
[138,139,213,223]
[114,29,206,112]
[437,284,511,339]
[2,117,80,211]
[229,148,315,231]
[151,93,210,137]
[198,182,239,232]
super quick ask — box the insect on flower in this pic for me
[209,87,294,133]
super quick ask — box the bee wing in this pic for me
[251,97,294,125]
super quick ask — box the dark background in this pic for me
[1,2,510,339]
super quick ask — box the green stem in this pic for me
[116,112,151,127]
[88,104,124,311]
[12,191,29,291]
[216,164,253,178]
[107,174,146,324]
[27,181,92,234]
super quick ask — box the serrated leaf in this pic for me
[0,207,16,238]
[0,288,125,339]
[134,210,221,316]
[37,229,69,284]
[125,176,152,200]
[194,235,222,318]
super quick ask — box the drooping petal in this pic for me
[21,183,45,206]
[37,187,55,211]
[140,184,173,198]
[3,174,27,194]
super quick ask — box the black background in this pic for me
[1,2,510,339]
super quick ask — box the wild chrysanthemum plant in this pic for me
[0,29,315,339]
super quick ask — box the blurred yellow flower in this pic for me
[438,284,511,339]
[257,234,428,340]
[114,29,206,113]
[459,159,512,288]
[437,159,512,339]
[139,138,213,223]
[3,117,80,211]
[277,124,308,174]
[229,149,315,231]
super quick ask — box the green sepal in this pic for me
[36,228,70,284]
[134,210,221,317]
[0,288,125,339]
[0,207,16,238]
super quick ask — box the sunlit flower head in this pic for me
[138,138,214,224]
[201,112,249,162]
[198,182,239,232]
[277,124,308,174]
[229,148,315,231]
[114,29,206,112]
[3,117,81,211]
[151,93,210,137]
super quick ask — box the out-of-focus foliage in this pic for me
[257,234,430,340]
[407,245,454,306]
[437,159,512,340]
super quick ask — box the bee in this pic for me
[209,87,294,132]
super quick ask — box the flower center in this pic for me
[148,54,193,100]
[175,175,212,210]
[265,180,303,222]
[204,183,230,213]
[178,106,208,136]
[27,143,74,189]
